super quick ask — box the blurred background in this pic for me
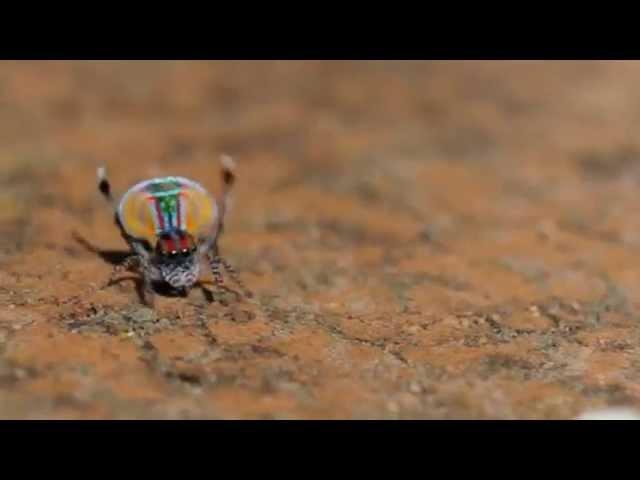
[1,61,640,419]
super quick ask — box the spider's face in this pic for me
[154,231,200,288]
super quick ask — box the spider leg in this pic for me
[219,256,252,298]
[97,165,134,243]
[140,272,156,308]
[209,250,225,288]
[102,254,141,289]
[198,155,236,256]
[207,244,252,299]
[97,166,118,211]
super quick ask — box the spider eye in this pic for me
[181,248,190,255]
[169,250,178,256]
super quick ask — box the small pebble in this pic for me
[409,381,423,394]
[406,325,421,335]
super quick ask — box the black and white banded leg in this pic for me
[219,257,252,298]
[208,251,251,299]
[210,253,225,288]
[103,254,141,289]
[140,273,156,308]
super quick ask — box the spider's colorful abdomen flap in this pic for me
[118,176,218,244]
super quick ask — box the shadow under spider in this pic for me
[73,231,238,304]
[72,231,130,266]
[108,277,232,305]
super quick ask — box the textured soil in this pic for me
[2,61,640,419]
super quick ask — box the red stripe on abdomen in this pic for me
[150,197,165,231]
[177,193,183,230]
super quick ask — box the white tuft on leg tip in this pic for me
[97,166,106,181]
[220,154,236,171]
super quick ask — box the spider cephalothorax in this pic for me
[97,156,250,307]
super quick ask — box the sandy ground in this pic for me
[2,61,640,419]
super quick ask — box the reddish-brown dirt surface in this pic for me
[2,61,640,419]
